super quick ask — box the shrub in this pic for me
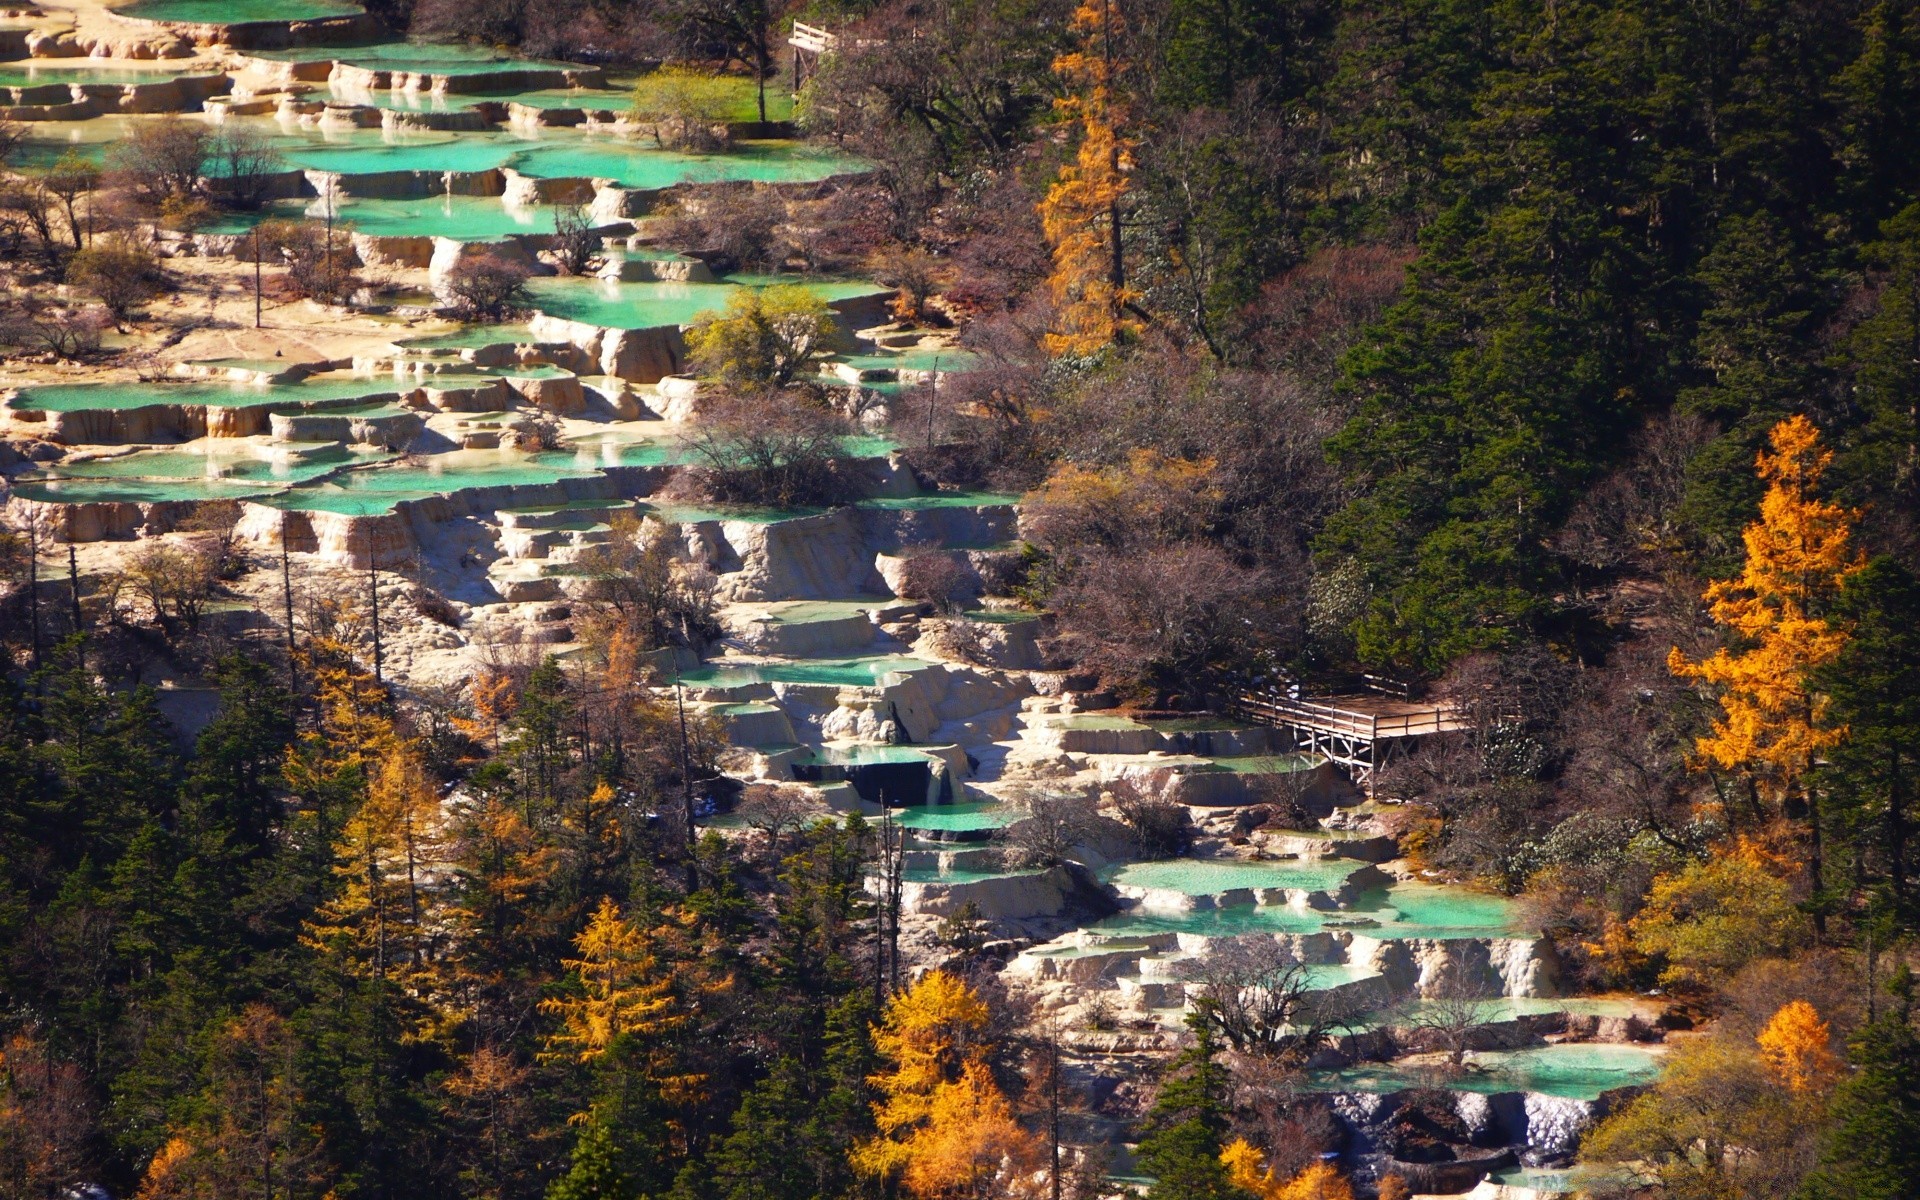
[0,302,109,359]
[677,390,852,508]
[253,219,360,303]
[630,67,736,150]
[106,117,209,207]
[685,284,838,389]
[549,202,602,276]
[868,243,941,323]
[66,239,165,321]
[894,549,974,613]
[205,125,286,211]
[654,187,785,273]
[442,253,531,321]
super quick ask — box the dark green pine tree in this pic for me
[1838,204,1920,542]
[1831,1,1920,239]
[1796,971,1920,1200]
[1815,558,1920,927]
[1675,212,1835,570]
[1136,1014,1251,1200]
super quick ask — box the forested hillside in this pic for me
[3,0,1920,1197]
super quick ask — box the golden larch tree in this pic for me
[1039,0,1139,356]
[304,737,448,995]
[1669,414,1864,909]
[852,970,1035,1197]
[1222,1141,1355,1200]
[539,897,685,1064]
[1756,1000,1842,1094]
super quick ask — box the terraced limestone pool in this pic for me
[525,274,887,331]
[1087,880,1528,940]
[117,0,359,20]
[26,442,388,484]
[0,63,197,86]
[204,196,578,242]
[252,42,569,73]
[1305,1043,1666,1101]
[678,655,936,688]
[6,375,408,413]
[19,121,868,189]
[1105,858,1368,895]
[888,802,1018,833]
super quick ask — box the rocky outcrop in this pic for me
[1349,935,1560,1000]
[901,864,1076,920]
[526,314,688,382]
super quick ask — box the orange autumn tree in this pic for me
[852,970,1035,1197]
[1669,414,1864,907]
[540,896,687,1066]
[1221,1140,1355,1200]
[1756,1000,1842,1094]
[1039,0,1139,355]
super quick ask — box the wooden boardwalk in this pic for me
[1231,690,1466,794]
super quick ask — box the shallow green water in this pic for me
[33,443,381,484]
[679,655,935,688]
[1106,858,1364,895]
[1486,1165,1625,1194]
[1041,714,1153,731]
[255,42,561,70]
[748,599,889,623]
[259,126,863,188]
[857,491,1021,510]
[1351,882,1522,936]
[119,0,359,21]
[0,63,192,86]
[526,274,883,331]
[1088,880,1527,941]
[959,608,1038,625]
[10,476,278,504]
[901,864,1033,884]
[395,322,540,350]
[835,348,981,373]
[1374,996,1650,1025]
[638,500,825,525]
[1202,754,1321,775]
[9,376,404,412]
[798,744,938,766]
[1305,1043,1664,1101]
[889,802,1016,832]
[330,449,598,493]
[204,195,567,241]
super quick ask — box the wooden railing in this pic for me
[1233,692,1463,741]
[790,22,837,53]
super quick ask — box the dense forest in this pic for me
[5,0,1920,1196]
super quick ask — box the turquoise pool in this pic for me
[1305,1043,1665,1101]
[119,0,359,21]
[525,274,885,331]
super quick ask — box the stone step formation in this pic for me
[0,4,1666,1195]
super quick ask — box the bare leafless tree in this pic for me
[1391,973,1500,1069]
[550,202,603,276]
[1001,787,1102,868]
[1180,936,1361,1062]
[736,782,819,863]
[1106,775,1192,859]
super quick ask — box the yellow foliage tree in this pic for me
[539,896,686,1064]
[1039,0,1140,356]
[852,971,1035,1197]
[1669,414,1863,821]
[1629,837,1810,988]
[1221,1142,1355,1200]
[1756,1000,1842,1094]
[304,737,447,990]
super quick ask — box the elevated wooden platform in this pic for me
[1231,690,1465,794]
